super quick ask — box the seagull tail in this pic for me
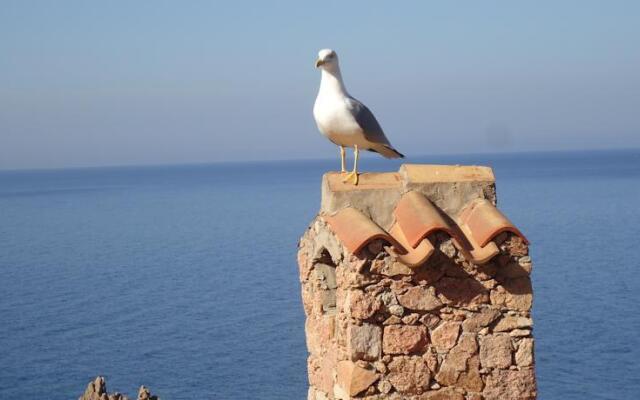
[375,144,405,159]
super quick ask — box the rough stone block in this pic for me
[479,333,513,369]
[483,368,536,400]
[382,325,428,355]
[335,360,380,398]
[430,321,461,352]
[397,286,442,311]
[347,323,382,361]
[387,356,431,394]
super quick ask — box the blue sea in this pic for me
[1,150,639,399]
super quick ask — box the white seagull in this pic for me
[313,48,404,185]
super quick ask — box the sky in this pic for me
[1,1,639,169]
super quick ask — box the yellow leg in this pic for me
[340,146,346,173]
[342,145,359,185]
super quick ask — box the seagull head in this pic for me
[315,49,339,71]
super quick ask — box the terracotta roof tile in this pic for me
[319,171,528,266]
[458,199,529,247]
[454,224,501,264]
[393,191,455,248]
[323,208,401,255]
[388,222,435,267]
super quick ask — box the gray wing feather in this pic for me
[346,96,391,146]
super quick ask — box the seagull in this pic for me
[313,48,404,185]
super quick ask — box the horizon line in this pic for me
[1,147,638,174]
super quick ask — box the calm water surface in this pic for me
[1,150,639,399]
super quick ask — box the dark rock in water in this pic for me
[78,377,157,400]
[137,385,158,400]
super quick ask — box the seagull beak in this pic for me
[315,58,324,68]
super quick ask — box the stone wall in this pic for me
[297,168,536,400]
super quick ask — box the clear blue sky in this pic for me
[1,1,638,169]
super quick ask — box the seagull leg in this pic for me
[340,146,346,173]
[342,145,359,185]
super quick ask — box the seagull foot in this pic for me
[342,171,359,185]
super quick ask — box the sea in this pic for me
[1,149,639,399]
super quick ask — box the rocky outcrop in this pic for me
[299,224,536,400]
[78,377,158,400]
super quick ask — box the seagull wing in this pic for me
[346,96,404,158]
[345,96,390,145]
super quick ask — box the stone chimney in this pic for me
[298,165,536,400]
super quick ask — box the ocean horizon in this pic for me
[1,148,639,399]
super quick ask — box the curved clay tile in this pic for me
[388,222,435,267]
[454,224,501,264]
[458,199,529,247]
[322,208,402,255]
[393,191,456,248]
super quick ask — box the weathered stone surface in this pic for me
[387,356,431,394]
[502,236,529,257]
[399,164,497,216]
[496,260,531,279]
[435,277,489,308]
[371,259,414,277]
[430,321,461,352]
[418,387,465,400]
[388,304,405,316]
[336,360,380,397]
[397,286,443,311]
[455,334,478,354]
[419,313,441,329]
[373,360,387,373]
[439,239,458,258]
[456,355,483,392]
[510,328,531,337]
[349,290,381,320]
[515,338,534,367]
[435,334,480,390]
[479,334,512,369]
[336,264,379,289]
[383,325,428,355]
[305,315,336,355]
[301,284,315,316]
[308,353,336,395]
[390,279,413,293]
[490,278,533,311]
[78,377,155,400]
[413,263,445,285]
[299,251,313,283]
[443,260,470,278]
[377,379,392,394]
[317,289,336,312]
[379,291,397,306]
[348,323,382,361]
[423,347,439,372]
[383,315,402,325]
[310,222,343,265]
[483,368,536,400]
[493,316,533,332]
[462,308,501,332]
[401,313,419,325]
[313,263,338,289]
